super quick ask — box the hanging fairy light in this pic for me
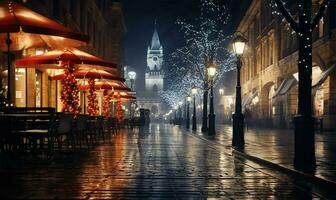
[87,78,99,116]
[61,61,80,117]
[114,94,124,124]
[103,89,111,118]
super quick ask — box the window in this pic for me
[261,39,267,69]
[15,68,26,107]
[269,34,274,65]
[35,70,42,107]
[256,47,261,74]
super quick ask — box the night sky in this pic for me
[122,0,250,92]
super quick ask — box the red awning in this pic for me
[0,1,89,50]
[16,47,117,69]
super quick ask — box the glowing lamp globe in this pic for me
[187,96,192,102]
[191,86,197,95]
[128,71,136,80]
[207,65,217,78]
[232,32,247,56]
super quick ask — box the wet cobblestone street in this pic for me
[0,124,330,199]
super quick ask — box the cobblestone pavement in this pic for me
[0,124,332,199]
[197,124,336,183]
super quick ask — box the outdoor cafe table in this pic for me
[0,113,56,152]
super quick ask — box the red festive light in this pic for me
[114,94,124,124]
[102,89,111,119]
[87,78,99,116]
[61,61,80,117]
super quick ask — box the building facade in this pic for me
[1,0,126,114]
[236,0,336,129]
[137,25,165,118]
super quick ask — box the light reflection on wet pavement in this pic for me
[0,124,329,199]
[198,124,336,183]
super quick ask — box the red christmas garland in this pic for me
[61,62,80,116]
[87,78,99,116]
[103,89,111,119]
[114,94,124,123]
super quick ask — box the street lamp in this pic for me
[186,96,191,129]
[191,86,197,131]
[232,32,247,149]
[207,64,217,135]
[128,71,136,91]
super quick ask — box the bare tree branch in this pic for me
[311,0,330,29]
[274,0,299,32]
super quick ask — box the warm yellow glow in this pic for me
[232,41,246,55]
[292,66,322,84]
[35,48,45,55]
[207,65,217,78]
[17,10,47,22]
[191,87,197,95]
[0,7,6,18]
[187,96,192,102]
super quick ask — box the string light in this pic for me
[61,62,80,117]
[161,0,235,108]
[114,94,124,124]
[87,78,99,116]
[102,89,111,119]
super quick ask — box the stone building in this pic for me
[2,0,126,113]
[235,0,336,129]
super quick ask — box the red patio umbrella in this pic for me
[51,68,124,81]
[78,80,131,92]
[0,1,89,50]
[113,92,137,101]
[0,1,89,103]
[15,47,117,70]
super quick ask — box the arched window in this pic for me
[152,84,158,94]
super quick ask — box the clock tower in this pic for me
[137,22,166,118]
[145,25,164,94]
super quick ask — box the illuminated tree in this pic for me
[270,0,330,170]
[162,0,235,131]
[103,89,111,118]
[61,62,80,116]
[114,95,124,123]
[87,78,99,116]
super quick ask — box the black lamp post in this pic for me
[192,86,197,131]
[186,96,191,129]
[232,32,247,149]
[178,101,182,125]
[207,64,217,136]
[128,71,136,91]
[174,106,178,124]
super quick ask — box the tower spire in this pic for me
[150,20,161,50]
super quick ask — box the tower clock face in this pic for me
[153,57,158,61]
